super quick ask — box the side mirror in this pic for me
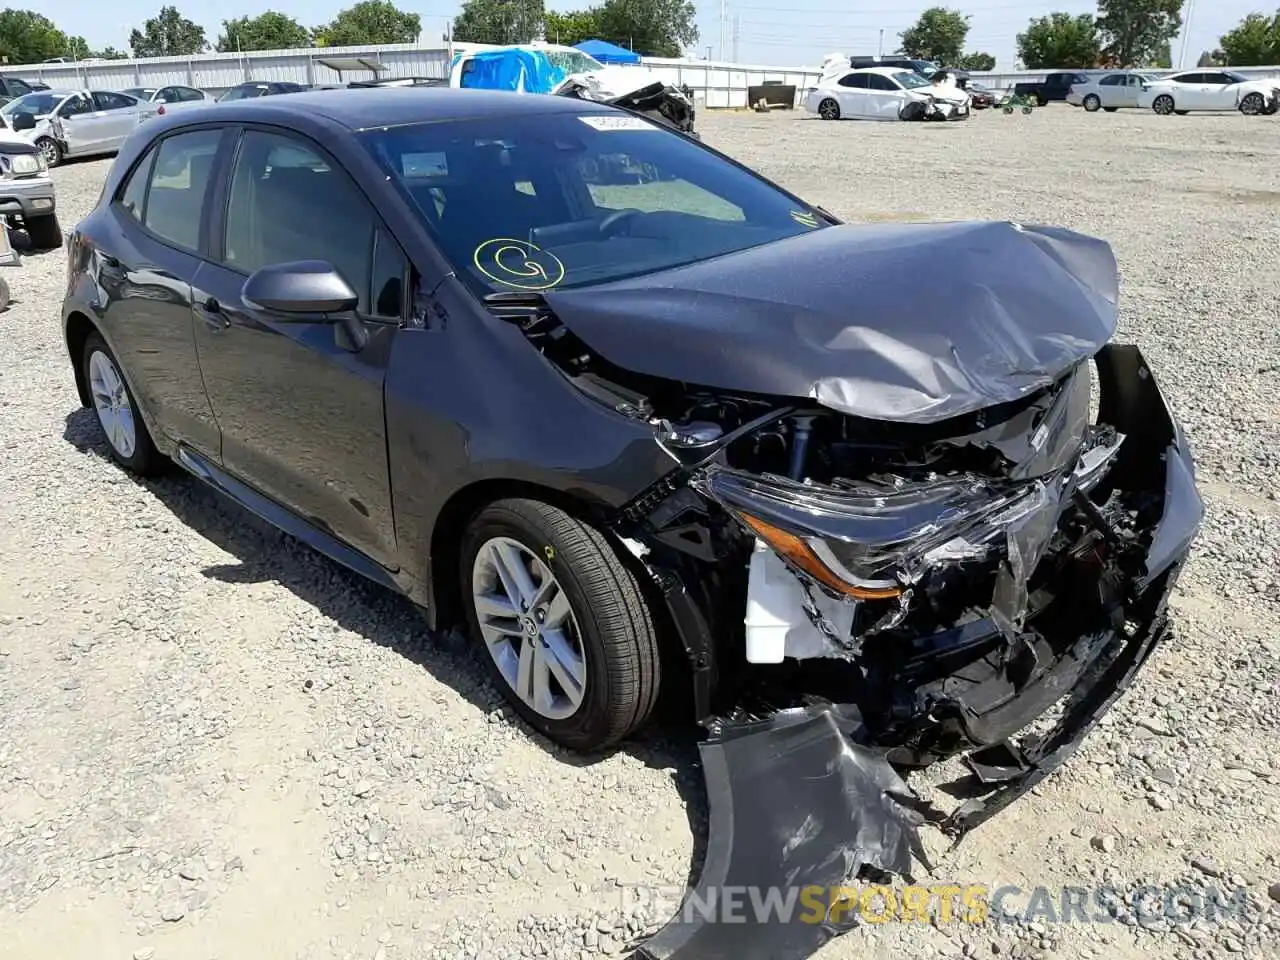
[10,112,36,132]
[242,260,358,315]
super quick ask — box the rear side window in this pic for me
[118,150,155,221]
[139,130,222,250]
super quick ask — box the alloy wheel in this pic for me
[1153,95,1175,115]
[88,349,136,459]
[37,138,60,166]
[1240,93,1264,116]
[1083,95,1100,112]
[818,98,840,120]
[471,537,587,721]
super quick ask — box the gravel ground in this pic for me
[1,105,1278,960]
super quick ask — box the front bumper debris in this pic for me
[632,345,1203,959]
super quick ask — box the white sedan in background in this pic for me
[121,85,211,115]
[0,89,155,166]
[804,66,970,121]
[1139,70,1280,115]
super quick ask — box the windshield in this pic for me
[362,112,824,294]
[122,87,157,100]
[1,91,65,116]
[896,72,932,89]
[544,51,606,76]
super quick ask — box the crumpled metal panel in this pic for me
[635,704,940,960]
[544,221,1119,424]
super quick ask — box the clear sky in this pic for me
[36,1,1263,72]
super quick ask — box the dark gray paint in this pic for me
[546,221,1119,424]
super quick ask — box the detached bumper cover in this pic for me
[636,346,1203,959]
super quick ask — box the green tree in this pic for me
[1196,49,1223,67]
[1017,12,1101,69]
[217,12,311,52]
[592,0,697,57]
[955,51,995,71]
[313,0,420,46]
[1217,12,1280,67]
[898,7,969,64]
[0,9,72,64]
[545,9,599,46]
[452,0,545,45]
[1095,0,1182,68]
[129,6,208,57]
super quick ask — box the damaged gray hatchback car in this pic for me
[66,90,1201,956]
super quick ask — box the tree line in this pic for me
[1015,1,1280,71]
[0,1,422,64]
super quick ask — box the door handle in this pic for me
[197,298,230,331]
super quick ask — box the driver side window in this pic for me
[59,95,92,118]
[577,152,745,222]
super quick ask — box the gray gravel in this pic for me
[1,105,1278,960]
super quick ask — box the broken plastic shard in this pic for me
[989,476,1067,637]
[635,704,941,960]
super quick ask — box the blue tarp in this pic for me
[574,39,640,65]
[452,48,567,94]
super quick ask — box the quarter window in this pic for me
[141,129,222,250]
[223,131,375,312]
[118,149,155,222]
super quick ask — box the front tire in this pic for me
[1083,94,1101,112]
[460,499,661,751]
[1240,92,1265,115]
[1152,95,1175,115]
[81,331,165,475]
[26,212,61,251]
[35,137,62,167]
[817,97,840,120]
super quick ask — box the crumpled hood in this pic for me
[543,220,1119,424]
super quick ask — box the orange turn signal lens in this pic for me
[738,513,903,600]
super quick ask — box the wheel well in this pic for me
[428,479,612,629]
[64,311,96,408]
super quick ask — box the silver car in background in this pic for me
[1066,72,1156,112]
[0,89,154,167]
[121,85,211,116]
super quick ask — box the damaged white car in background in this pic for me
[805,54,971,121]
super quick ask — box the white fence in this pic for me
[3,44,1280,108]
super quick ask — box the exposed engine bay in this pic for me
[487,276,1203,958]
[558,77,699,138]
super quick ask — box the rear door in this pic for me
[834,72,870,117]
[190,126,401,566]
[92,91,145,145]
[94,126,227,456]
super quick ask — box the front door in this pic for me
[865,74,906,119]
[55,93,110,156]
[191,126,403,567]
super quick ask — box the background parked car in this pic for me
[0,120,60,249]
[0,89,152,167]
[1013,71,1092,106]
[966,81,998,109]
[1067,72,1156,112]
[217,82,309,101]
[806,66,969,121]
[1139,70,1280,115]
[0,77,37,101]
[122,85,211,115]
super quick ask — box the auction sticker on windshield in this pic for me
[473,238,566,291]
[578,116,657,131]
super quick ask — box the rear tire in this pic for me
[817,97,840,121]
[1152,95,1175,115]
[81,331,166,476]
[460,499,661,751]
[1083,94,1101,112]
[26,212,62,251]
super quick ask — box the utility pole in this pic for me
[878,29,884,57]
[718,0,727,63]
[705,45,712,60]
[732,16,740,63]
[1177,0,1195,70]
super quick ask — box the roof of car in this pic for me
[157,87,617,131]
[851,67,913,77]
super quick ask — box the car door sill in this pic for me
[174,445,406,595]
